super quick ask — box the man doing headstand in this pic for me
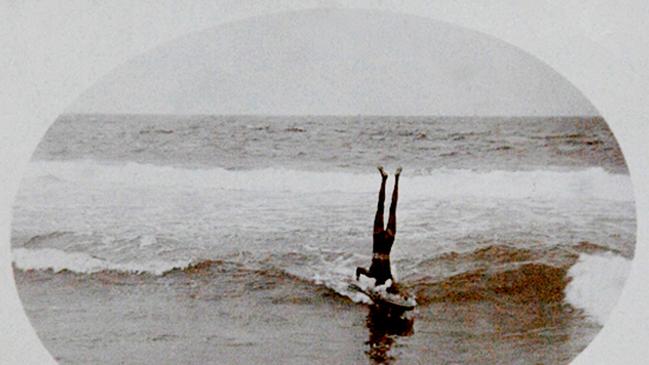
[356,166,401,289]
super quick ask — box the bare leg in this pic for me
[386,167,401,236]
[374,166,388,235]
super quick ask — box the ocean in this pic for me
[12,114,635,364]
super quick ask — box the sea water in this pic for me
[12,114,635,364]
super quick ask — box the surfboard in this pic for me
[348,282,417,311]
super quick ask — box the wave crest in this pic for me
[565,253,631,324]
[23,160,634,201]
[13,243,633,323]
[12,248,191,276]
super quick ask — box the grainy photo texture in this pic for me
[11,9,635,365]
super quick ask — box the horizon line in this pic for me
[60,112,603,119]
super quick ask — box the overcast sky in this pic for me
[68,9,598,116]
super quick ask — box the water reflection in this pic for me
[365,306,415,364]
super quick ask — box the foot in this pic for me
[395,166,402,176]
[377,165,388,178]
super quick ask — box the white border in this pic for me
[1,2,648,364]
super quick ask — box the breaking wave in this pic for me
[565,253,632,324]
[408,263,569,304]
[13,243,633,318]
[23,159,633,201]
[12,248,191,276]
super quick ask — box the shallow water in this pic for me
[15,265,598,365]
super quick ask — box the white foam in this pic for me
[23,160,633,201]
[565,253,632,325]
[13,245,379,304]
[290,246,416,305]
[289,250,374,304]
[12,248,190,276]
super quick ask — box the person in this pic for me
[356,166,401,290]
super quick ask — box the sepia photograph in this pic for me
[8,8,637,365]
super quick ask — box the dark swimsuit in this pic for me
[368,231,394,286]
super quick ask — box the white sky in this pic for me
[68,9,598,116]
